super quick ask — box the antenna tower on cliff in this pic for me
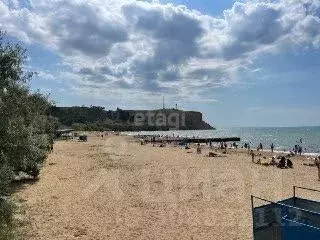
[163,96,165,109]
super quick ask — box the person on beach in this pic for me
[250,150,255,163]
[316,156,320,181]
[257,143,262,151]
[197,143,201,154]
[256,156,261,164]
[287,159,293,168]
[278,157,286,168]
[298,145,302,155]
[271,143,274,153]
[315,157,320,181]
[232,142,237,149]
[270,156,276,166]
[294,145,298,155]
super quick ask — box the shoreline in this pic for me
[123,127,320,156]
[128,137,320,158]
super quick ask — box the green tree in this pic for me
[0,31,57,238]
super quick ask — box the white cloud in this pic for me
[36,70,55,81]
[0,0,319,103]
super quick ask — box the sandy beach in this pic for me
[13,134,320,240]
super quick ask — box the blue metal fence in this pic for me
[252,186,320,240]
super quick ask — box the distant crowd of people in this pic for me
[250,150,293,168]
[242,141,305,156]
[145,133,310,159]
[293,144,303,155]
[139,134,320,181]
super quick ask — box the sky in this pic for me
[0,0,320,127]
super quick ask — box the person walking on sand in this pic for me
[315,157,320,181]
[298,145,302,156]
[259,143,263,151]
[271,143,274,153]
[250,150,255,163]
[294,145,298,155]
[197,143,201,154]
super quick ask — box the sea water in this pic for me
[125,126,320,155]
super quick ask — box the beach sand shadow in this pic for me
[10,178,38,194]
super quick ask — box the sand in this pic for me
[13,134,320,240]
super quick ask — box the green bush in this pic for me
[0,198,15,240]
[0,161,12,197]
[0,31,58,236]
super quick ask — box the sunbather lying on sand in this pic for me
[207,152,226,157]
[303,157,319,167]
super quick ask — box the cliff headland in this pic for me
[49,106,214,131]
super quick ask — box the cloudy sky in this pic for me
[1,0,320,127]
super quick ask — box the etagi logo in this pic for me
[134,111,185,129]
